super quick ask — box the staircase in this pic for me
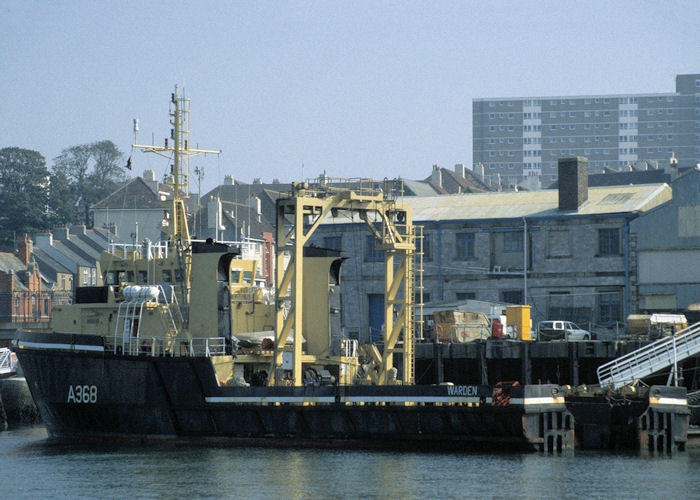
[597,321,700,389]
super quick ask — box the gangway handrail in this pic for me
[0,347,16,374]
[597,320,700,389]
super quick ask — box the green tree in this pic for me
[52,140,128,226]
[47,168,80,226]
[0,148,50,249]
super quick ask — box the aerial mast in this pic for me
[132,86,221,242]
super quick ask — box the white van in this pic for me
[537,321,592,341]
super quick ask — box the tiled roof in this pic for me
[0,253,27,273]
[92,177,173,210]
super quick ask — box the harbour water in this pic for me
[2,426,699,499]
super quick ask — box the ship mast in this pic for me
[131,87,220,322]
[132,86,220,243]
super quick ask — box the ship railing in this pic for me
[156,285,184,331]
[109,241,169,260]
[187,337,227,357]
[341,338,358,358]
[105,335,227,358]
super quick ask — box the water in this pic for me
[1,426,699,499]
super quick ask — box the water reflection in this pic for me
[1,427,698,499]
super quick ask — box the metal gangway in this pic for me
[597,321,700,389]
[0,347,17,376]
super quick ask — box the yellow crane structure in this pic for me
[270,180,419,387]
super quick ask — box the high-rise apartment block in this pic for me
[473,73,700,186]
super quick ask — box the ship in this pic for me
[11,88,687,452]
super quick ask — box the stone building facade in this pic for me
[311,159,672,342]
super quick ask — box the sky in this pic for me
[2,1,699,195]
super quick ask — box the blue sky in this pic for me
[2,1,698,194]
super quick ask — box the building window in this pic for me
[501,290,523,304]
[366,235,383,262]
[598,228,620,256]
[415,292,431,304]
[598,290,621,324]
[82,269,89,285]
[456,292,476,301]
[455,232,475,259]
[323,236,341,251]
[504,231,523,252]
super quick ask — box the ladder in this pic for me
[403,225,423,385]
[597,321,700,389]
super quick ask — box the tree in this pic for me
[0,148,50,249]
[52,140,128,226]
[47,168,80,226]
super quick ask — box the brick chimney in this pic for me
[558,157,588,211]
[17,234,32,265]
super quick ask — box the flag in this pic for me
[126,155,132,170]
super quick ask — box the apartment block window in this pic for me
[366,235,383,262]
[455,232,475,259]
[504,231,523,252]
[598,290,621,324]
[489,113,495,119]
[323,236,342,251]
[598,228,620,256]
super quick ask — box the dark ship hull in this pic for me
[14,331,574,451]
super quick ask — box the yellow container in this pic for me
[506,305,532,341]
